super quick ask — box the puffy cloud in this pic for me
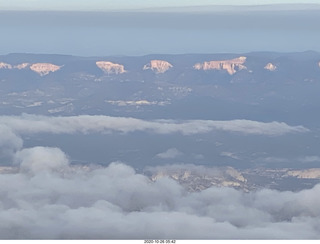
[1,150,320,239]
[0,114,309,136]
[0,114,314,239]
[0,124,23,162]
[156,148,183,159]
[15,147,69,174]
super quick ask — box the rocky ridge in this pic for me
[96,61,126,74]
[147,166,320,192]
[0,62,12,69]
[143,60,173,73]
[149,166,248,192]
[0,62,61,76]
[286,168,320,179]
[2,55,320,77]
[30,63,61,76]
[193,56,247,75]
[264,62,277,71]
[15,63,30,70]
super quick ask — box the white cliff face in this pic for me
[30,63,61,76]
[143,60,173,74]
[194,56,247,75]
[0,62,13,69]
[96,61,126,74]
[150,166,247,192]
[0,62,59,75]
[15,63,30,70]
[264,63,277,71]
[0,62,30,70]
[287,168,320,179]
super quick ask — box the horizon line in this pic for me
[1,50,319,58]
[1,3,320,12]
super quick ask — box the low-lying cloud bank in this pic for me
[0,114,308,165]
[0,114,309,136]
[1,149,320,239]
[0,115,315,239]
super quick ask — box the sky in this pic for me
[1,0,319,56]
[1,0,320,11]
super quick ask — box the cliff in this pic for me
[0,62,12,69]
[0,62,60,76]
[15,63,30,70]
[194,56,247,75]
[264,63,277,71]
[143,60,173,73]
[286,168,320,179]
[96,61,126,74]
[30,63,61,76]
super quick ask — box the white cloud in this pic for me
[221,151,240,160]
[193,153,204,160]
[1,154,320,239]
[299,156,320,163]
[15,147,69,175]
[258,157,290,164]
[156,148,183,159]
[0,115,314,239]
[0,124,23,162]
[0,114,309,136]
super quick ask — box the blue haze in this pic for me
[1,9,319,56]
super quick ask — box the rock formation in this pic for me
[30,63,61,76]
[264,62,277,71]
[15,63,30,70]
[0,62,59,75]
[194,56,247,75]
[143,60,173,74]
[287,168,320,179]
[0,62,12,69]
[149,166,247,192]
[96,61,126,74]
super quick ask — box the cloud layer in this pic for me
[0,114,309,136]
[156,148,183,159]
[0,114,315,239]
[0,124,23,161]
[1,153,320,239]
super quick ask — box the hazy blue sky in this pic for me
[1,1,319,56]
[1,0,320,11]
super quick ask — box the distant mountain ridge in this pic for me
[1,51,319,76]
[0,51,320,127]
[138,4,320,13]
